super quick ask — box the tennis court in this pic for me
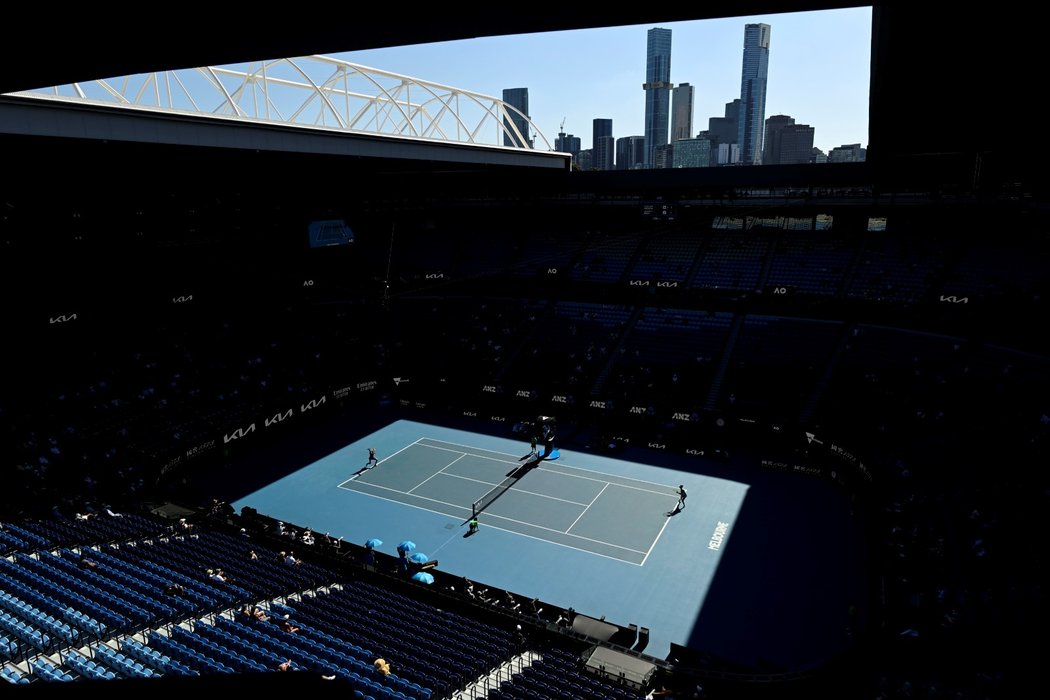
[232,418,865,670]
[339,437,681,565]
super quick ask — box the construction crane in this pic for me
[559,117,566,134]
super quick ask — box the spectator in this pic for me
[280,620,300,634]
[373,658,391,677]
[164,583,186,597]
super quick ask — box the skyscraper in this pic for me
[593,118,615,171]
[829,143,866,162]
[737,23,771,165]
[709,99,741,145]
[502,88,531,148]
[671,83,695,142]
[616,136,646,170]
[763,114,817,165]
[555,130,582,163]
[763,114,796,165]
[642,28,673,167]
[779,124,816,165]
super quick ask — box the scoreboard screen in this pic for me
[641,202,676,221]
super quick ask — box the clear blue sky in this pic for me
[335,7,871,155]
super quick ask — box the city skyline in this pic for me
[335,7,871,155]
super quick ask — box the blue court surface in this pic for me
[232,418,867,672]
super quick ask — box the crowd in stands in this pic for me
[2,202,1048,699]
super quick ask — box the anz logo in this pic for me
[672,412,692,421]
[939,295,969,304]
[590,400,607,409]
[223,423,257,444]
[551,395,568,404]
[49,314,78,324]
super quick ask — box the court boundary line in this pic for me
[460,517,646,567]
[408,454,464,495]
[337,479,471,516]
[333,435,681,565]
[339,477,648,558]
[337,437,422,489]
[374,440,669,508]
[415,438,680,497]
[417,438,688,493]
[641,509,674,567]
[440,471,592,507]
[566,483,608,534]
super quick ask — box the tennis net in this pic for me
[471,476,517,516]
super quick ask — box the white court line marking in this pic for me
[337,438,422,488]
[534,466,678,498]
[341,478,646,554]
[473,508,647,554]
[419,437,683,493]
[641,509,674,567]
[566,483,608,534]
[469,517,645,565]
[336,436,671,565]
[338,479,470,516]
[416,437,524,459]
[419,442,519,465]
[408,454,464,494]
[419,442,678,498]
[438,472,591,507]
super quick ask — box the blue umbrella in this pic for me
[397,540,416,553]
[408,552,429,564]
[365,538,382,549]
[411,572,434,584]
